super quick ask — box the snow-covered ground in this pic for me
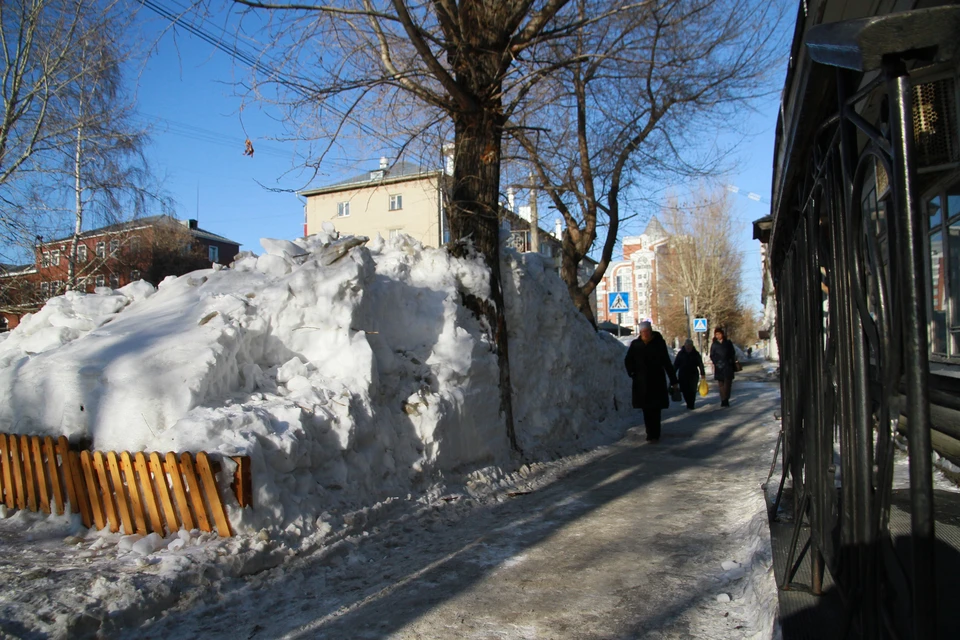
[0,229,783,638]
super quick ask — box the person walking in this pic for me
[710,327,737,407]
[673,339,706,410]
[624,321,679,442]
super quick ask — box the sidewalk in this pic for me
[125,380,783,639]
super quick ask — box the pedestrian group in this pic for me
[624,323,740,443]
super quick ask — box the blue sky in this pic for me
[133,4,784,309]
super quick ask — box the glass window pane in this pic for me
[931,230,948,354]
[949,219,960,355]
[947,182,960,220]
[929,195,942,229]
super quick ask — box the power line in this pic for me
[139,0,427,164]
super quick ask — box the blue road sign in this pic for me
[608,292,630,313]
[693,317,708,332]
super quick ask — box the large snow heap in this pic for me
[0,228,630,533]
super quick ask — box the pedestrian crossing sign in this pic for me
[693,318,708,332]
[608,292,630,313]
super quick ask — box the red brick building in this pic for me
[0,215,239,330]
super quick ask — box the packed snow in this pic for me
[0,228,783,638]
[0,229,629,537]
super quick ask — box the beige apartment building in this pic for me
[301,160,448,246]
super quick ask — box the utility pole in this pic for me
[529,172,539,254]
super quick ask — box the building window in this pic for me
[51,249,60,266]
[96,275,105,288]
[389,194,403,211]
[40,281,49,296]
[337,201,350,217]
[388,228,402,240]
[129,237,140,253]
[109,238,119,255]
[109,274,119,289]
[927,178,960,357]
[96,242,105,259]
[51,280,61,294]
[131,270,140,282]
[209,245,219,262]
[78,245,88,262]
[41,252,50,268]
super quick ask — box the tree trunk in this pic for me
[69,122,83,290]
[560,231,595,325]
[448,105,520,455]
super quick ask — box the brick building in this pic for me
[595,217,670,332]
[0,215,239,330]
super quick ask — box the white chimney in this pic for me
[507,187,515,212]
[379,156,388,170]
[555,217,562,239]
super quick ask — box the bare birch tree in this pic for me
[1,0,157,284]
[508,0,785,324]
[657,185,745,344]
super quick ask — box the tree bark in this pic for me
[447,75,519,455]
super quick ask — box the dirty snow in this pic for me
[0,229,779,639]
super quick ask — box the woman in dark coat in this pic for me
[709,327,737,407]
[673,339,706,410]
[624,321,678,442]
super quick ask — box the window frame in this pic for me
[96,241,106,259]
[41,251,50,268]
[925,174,960,360]
[389,194,403,211]
[109,274,120,289]
[78,244,88,263]
[208,245,219,263]
[337,201,351,218]
[95,275,105,288]
[51,249,60,266]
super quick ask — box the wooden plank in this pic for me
[134,452,163,535]
[20,436,37,512]
[93,452,119,533]
[58,437,79,517]
[79,451,105,530]
[0,435,13,509]
[150,452,179,532]
[165,452,194,531]
[107,452,133,535]
[180,452,210,532]
[45,437,64,515]
[31,437,50,514]
[196,453,232,537]
[10,435,26,510]
[67,450,91,528]
[231,456,252,508]
[120,452,146,535]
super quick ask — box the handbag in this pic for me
[698,378,709,397]
[671,386,682,402]
[734,361,743,372]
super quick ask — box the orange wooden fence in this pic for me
[0,433,251,538]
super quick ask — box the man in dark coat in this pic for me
[624,321,679,442]
[673,339,706,410]
[709,327,737,407]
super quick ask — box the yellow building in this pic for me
[301,160,448,246]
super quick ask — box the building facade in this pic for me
[595,217,670,333]
[0,215,239,329]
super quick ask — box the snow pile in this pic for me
[0,229,630,535]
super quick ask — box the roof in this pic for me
[643,216,668,241]
[39,215,240,247]
[0,264,36,277]
[299,161,442,197]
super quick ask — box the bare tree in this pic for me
[1,0,158,285]
[657,185,745,344]
[508,0,785,325]
[223,0,632,453]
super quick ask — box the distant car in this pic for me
[597,321,633,337]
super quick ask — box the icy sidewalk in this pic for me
[124,381,782,640]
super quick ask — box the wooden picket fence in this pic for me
[0,433,251,538]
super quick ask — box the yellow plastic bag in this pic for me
[698,378,709,397]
